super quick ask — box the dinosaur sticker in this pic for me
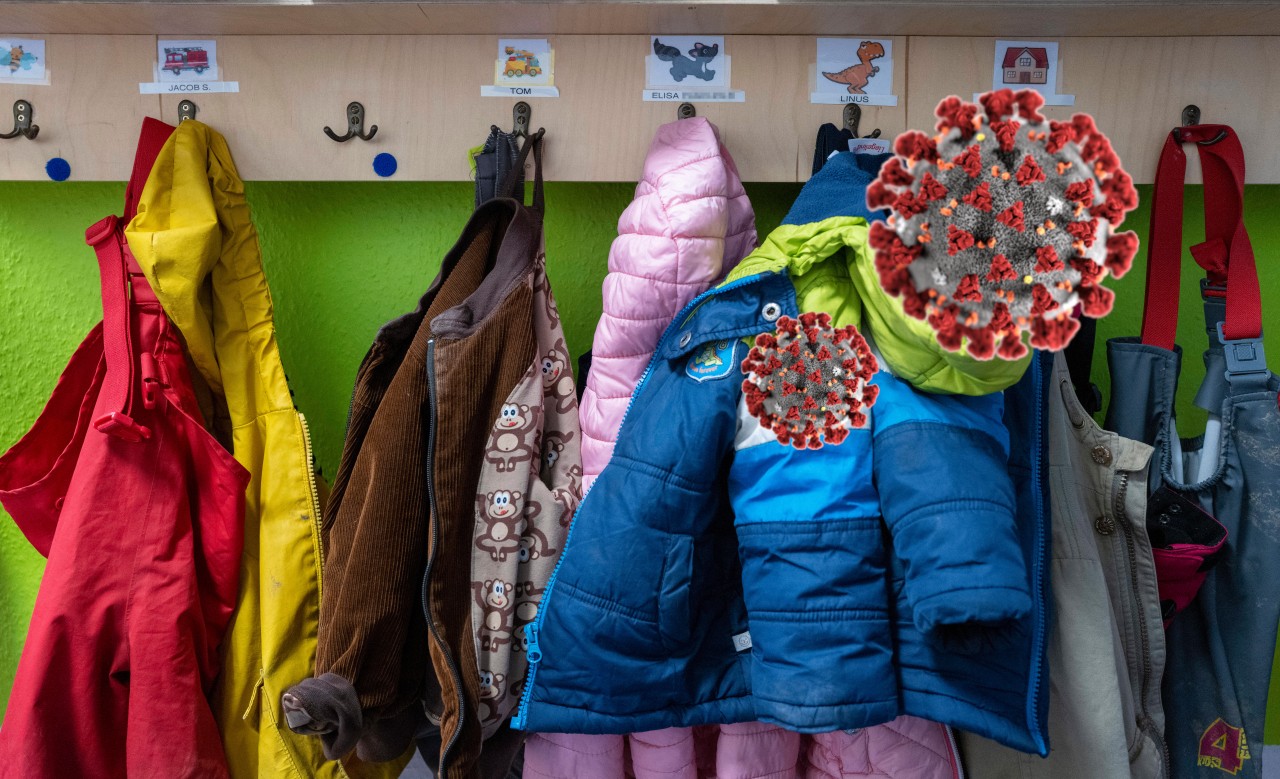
[811,38,897,106]
[823,41,885,95]
[0,38,45,82]
[646,35,728,89]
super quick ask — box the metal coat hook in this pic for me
[843,104,881,139]
[513,101,531,138]
[324,101,378,142]
[177,99,198,123]
[1,100,39,140]
[677,102,696,120]
[1181,104,1226,146]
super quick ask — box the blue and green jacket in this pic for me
[514,152,1052,755]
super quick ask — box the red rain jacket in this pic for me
[0,120,248,778]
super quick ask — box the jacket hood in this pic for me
[728,151,1031,396]
[578,115,756,492]
[125,120,258,400]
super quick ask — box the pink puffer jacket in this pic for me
[525,117,963,779]
[577,115,756,492]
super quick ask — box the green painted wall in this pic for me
[2,181,1279,731]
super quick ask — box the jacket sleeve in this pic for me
[727,383,897,725]
[871,371,1032,647]
[579,117,756,492]
[282,338,431,760]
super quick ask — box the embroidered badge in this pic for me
[686,339,737,382]
[1198,718,1250,775]
[741,312,878,450]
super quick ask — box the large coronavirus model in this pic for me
[866,88,1140,360]
[741,312,879,450]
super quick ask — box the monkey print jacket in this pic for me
[282,185,582,779]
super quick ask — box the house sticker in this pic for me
[988,40,1073,106]
[1002,46,1048,85]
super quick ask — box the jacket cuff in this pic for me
[911,586,1032,651]
[282,673,363,760]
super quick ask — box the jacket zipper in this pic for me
[944,725,966,779]
[421,338,467,777]
[1027,354,1049,755]
[1112,470,1171,777]
[296,409,322,532]
[513,272,768,730]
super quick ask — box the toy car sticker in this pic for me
[482,38,559,98]
[811,38,897,106]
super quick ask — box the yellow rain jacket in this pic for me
[125,120,407,779]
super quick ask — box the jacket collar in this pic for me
[659,271,797,361]
[377,198,541,345]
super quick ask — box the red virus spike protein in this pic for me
[741,313,878,450]
[866,88,1141,359]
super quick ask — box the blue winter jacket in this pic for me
[514,153,1052,755]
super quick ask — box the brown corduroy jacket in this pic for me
[281,165,581,779]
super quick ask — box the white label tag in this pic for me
[139,81,239,94]
[481,85,559,98]
[848,137,891,156]
[643,89,744,103]
[732,631,752,652]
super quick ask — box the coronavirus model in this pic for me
[741,312,879,449]
[867,88,1140,360]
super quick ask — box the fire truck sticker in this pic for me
[0,38,46,83]
[156,40,219,82]
[142,39,237,94]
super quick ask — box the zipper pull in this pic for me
[526,623,542,664]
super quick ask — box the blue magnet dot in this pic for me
[373,153,398,178]
[45,157,71,182]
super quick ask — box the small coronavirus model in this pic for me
[866,88,1140,360]
[741,312,879,450]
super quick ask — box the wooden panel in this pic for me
[0,35,160,181]
[1,32,1277,182]
[4,2,1280,37]
[160,36,449,181]
[0,3,435,36]
[157,34,886,182]
[907,36,1280,184]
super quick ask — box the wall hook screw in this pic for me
[0,100,39,140]
[325,101,378,142]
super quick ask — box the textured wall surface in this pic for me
[1,180,1278,734]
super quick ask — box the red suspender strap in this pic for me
[84,117,176,441]
[1140,124,1262,350]
[125,117,175,221]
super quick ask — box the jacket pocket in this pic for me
[658,534,694,652]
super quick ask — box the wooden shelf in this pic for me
[4,1,1280,38]
[1,4,1278,182]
